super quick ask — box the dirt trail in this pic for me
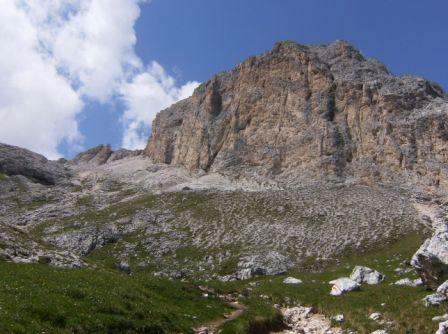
[194,288,246,333]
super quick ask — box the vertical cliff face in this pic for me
[145,40,448,190]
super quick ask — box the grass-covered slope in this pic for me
[205,233,447,334]
[0,262,231,334]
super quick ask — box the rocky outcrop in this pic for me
[411,231,448,289]
[0,143,70,185]
[107,148,142,163]
[146,40,448,191]
[70,145,142,167]
[0,223,84,268]
[278,306,342,333]
[220,251,293,281]
[350,266,385,284]
[71,144,113,166]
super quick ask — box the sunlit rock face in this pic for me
[146,40,448,191]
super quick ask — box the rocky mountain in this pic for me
[2,41,448,333]
[146,40,448,193]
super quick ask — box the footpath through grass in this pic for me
[205,232,448,334]
[0,262,231,334]
[0,232,445,334]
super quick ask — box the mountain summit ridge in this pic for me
[145,40,448,192]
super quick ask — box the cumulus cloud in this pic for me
[0,0,198,158]
[0,0,83,159]
[120,62,199,150]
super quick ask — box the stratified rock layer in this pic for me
[146,40,448,191]
[0,143,70,185]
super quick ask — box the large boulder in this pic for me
[411,232,448,289]
[329,277,361,296]
[350,266,385,284]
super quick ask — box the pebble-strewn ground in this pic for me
[0,156,423,281]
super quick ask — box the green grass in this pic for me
[20,189,441,333]
[0,262,232,334]
[203,232,447,334]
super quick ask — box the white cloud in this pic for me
[120,62,199,150]
[0,0,198,158]
[0,0,83,159]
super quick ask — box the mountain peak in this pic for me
[145,40,448,192]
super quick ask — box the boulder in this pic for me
[350,266,385,285]
[438,280,448,295]
[411,232,448,289]
[283,277,303,284]
[116,261,131,274]
[436,321,448,334]
[332,314,344,323]
[369,312,383,322]
[371,331,388,334]
[394,278,423,287]
[280,306,342,333]
[433,314,448,322]
[329,277,361,296]
[423,293,448,307]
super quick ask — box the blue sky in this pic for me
[1,1,447,159]
[81,0,448,157]
[136,0,448,87]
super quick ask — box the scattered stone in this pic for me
[436,321,448,334]
[350,266,385,285]
[394,278,423,287]
[423,293,448,307]
[283,277,303,284]
[280,306,343,333]
[433,314,448,322]
[116,261,131,274]
[332,314,344,323]
[371,330,388,334]
[369,312,383,322]
[329,278,361,296]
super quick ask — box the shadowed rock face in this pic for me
[0,143,70,185]
[145,40,448,191]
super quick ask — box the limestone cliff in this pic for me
[145,40,448,190]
